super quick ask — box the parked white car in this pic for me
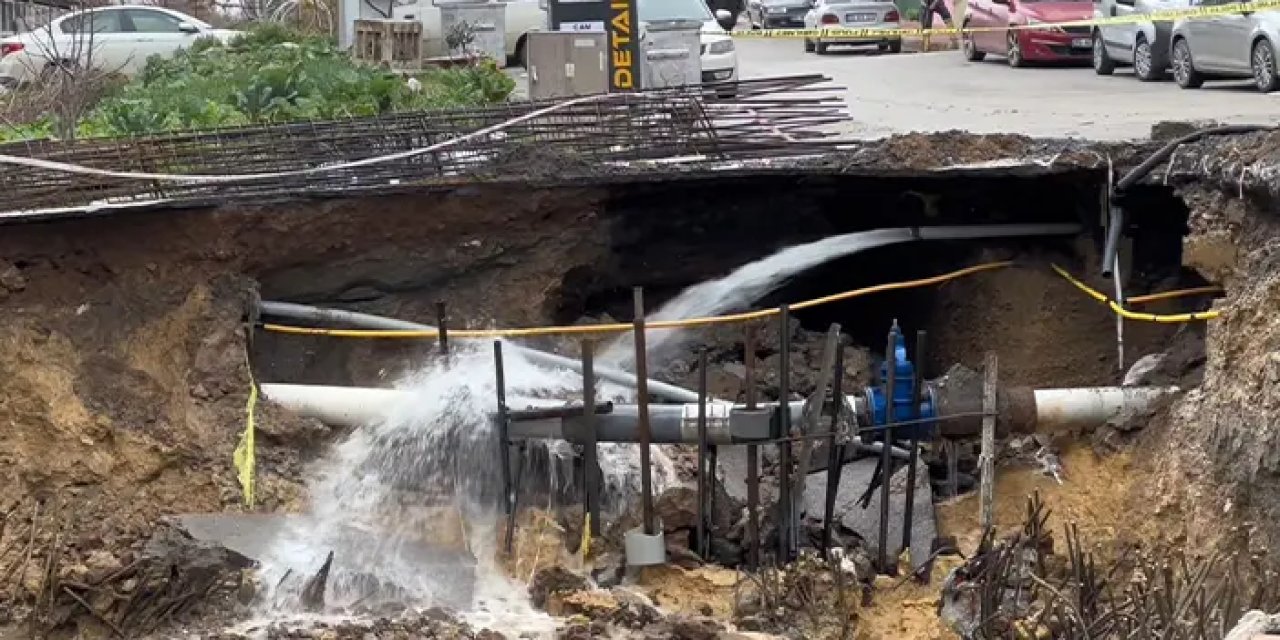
[1170,0,1280,92]
[0,5,238,88]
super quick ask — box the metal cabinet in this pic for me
[526,30,608,98]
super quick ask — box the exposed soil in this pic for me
[3,128,1278,637]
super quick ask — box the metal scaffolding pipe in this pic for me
[257,301,702,403]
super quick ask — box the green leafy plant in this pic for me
[0,23,515,143]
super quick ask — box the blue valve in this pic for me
[867,321,935,440]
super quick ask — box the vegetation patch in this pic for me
[0,24,515,142]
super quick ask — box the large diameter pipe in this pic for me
[1032,386,1177,431]
[258,301,702,403]
[261,383,1179,448]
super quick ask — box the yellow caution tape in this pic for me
[729,0,1280,39]
[1051,264,1219,323]
[233,354,258,507]
[259,261,1219,340]
[260,261,1013,339]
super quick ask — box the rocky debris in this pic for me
[646,318,874,404]
[0,259,25,300]
[529,566,591,610]
[35,523,253,638]
[1225,610,1280,640]
[218,608,505,639]
[800,457,936,573]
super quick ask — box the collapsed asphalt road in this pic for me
[736,41,1279,140]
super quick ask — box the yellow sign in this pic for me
[609,0,637,91]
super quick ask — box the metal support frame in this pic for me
[878,324,896,573]
[820,344,846,558]
[902,330,926,562]
[777,305,793,563]
[436,301,449,357]
[494,341,515,553]
[744,323,761,570]
[696,349,710,559]
[581,340,601,542]
[633,288,656,536]
[979,351,998,533]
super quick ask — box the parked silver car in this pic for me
[802,0,902,54]
[1169,0,1280,91]
[1092,0,1193,80]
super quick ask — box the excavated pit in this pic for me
[3,129,1276,638]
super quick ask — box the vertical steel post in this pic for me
[633,287,656,536]
[946,440,959,499]
[437,301,449,356]
[878,325,896,573]
[697,348,710,559]
[708,442,718,558]
[821,342,846,558]
[744,323,761,570]
[979,352,998,533]
[902,330,926,561]
[777,305,793,563]
[493,341,514,553]
[581,340,601,542]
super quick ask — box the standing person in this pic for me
[920,0,959,52]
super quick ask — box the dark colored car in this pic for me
[747,0,813,28]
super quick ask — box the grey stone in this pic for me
[801,456,936,572]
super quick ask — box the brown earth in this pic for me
[0,185,608,637]
[0,129,1273,637]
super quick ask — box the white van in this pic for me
[1091,0,1192,80]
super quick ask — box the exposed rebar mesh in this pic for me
[0,75,848,215]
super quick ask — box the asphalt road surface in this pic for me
[736,38,1280,140]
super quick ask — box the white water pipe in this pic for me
[261,383,1179,435]
[1032,386,1177,431]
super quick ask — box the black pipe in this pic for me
[1103,124,1273,274]
[1101,203,1124,279]
[744,324,761,570]
[902,330,926,561]
[878,324,895,573]
[581,341,601,542]
[777,305,793,563]
[697,349,710,559]
[633,288,656,536]
[821,343,846,558]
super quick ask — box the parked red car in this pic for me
[955,0,1095,66]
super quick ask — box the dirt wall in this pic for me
[0,185,609,626]
[1133,187,1280,558]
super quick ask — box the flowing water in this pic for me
[251,222,1077,634]
[252,343,676,636]
[600,224,1080,370]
